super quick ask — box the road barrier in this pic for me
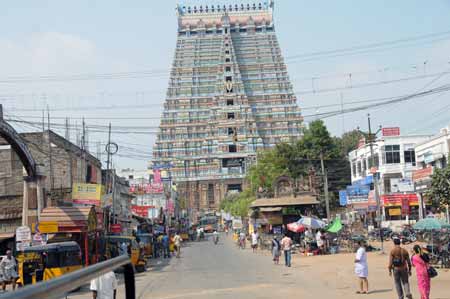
[0,255,135,299]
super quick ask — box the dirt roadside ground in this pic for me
[290,241,450,298]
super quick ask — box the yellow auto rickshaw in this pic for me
[136,233,153,260]
[104,236,146,272]
[16,241,82,286]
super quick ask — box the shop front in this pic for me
[382,194,419,221]
[39,206,99,266]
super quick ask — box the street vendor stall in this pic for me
[38,206,99,266]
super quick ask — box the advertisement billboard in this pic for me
[390,178,414,193]
[382,127,400,137]
[72,183,103,206]
[131,205,155,218]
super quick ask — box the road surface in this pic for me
[68,234,336,299]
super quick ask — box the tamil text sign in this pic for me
[38,221,59,233]
[72,183,103,206]
[412,166,433,182]
[382,127,400,137]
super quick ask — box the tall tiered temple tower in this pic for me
[152,1,303,217]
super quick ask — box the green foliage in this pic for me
[220,190,255,218]
[242,120,352,209]
[427,165,450,209]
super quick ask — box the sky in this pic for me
[1,0,450,170]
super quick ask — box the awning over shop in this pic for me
[259,207,283,212]
[250,193,319,208]
[40,206,97,233]
[0,233,15,241]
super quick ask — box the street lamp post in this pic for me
[358,114,384,253]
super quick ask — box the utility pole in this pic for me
[359,114,384,253]
[82,118,86,182]
[65,118,73,191]
[47,108,54,193]
[320,152,330,221]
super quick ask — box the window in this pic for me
[228,127,235,136]
[225,58,231,62]
[208,184,215,207]
[225,76,232,82]
[224,28,228,34]
[357,161,362,175]
[225,50,230,55]
[227,99,234,106]
[362,159,367,173]
[227,112,235,119]
[228,144,237,153]
[384,145,400,164]
[225,66,231,72]
[225,43,229,47]
[404,149,416,165]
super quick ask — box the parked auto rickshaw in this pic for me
[136,233,153,260]
[104,236,146,272]
[16,241,82,286]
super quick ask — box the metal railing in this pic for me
[0,255,135,299]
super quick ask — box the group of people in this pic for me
[153,232,182,259]
[355,238,432,299]
[271,234,294,267]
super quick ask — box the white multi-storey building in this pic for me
[348,132,432,221]
[349,134,431,194]
[415,126,449,170]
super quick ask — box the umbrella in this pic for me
[287,222,305,233]
[413,218,442,231]
[297,216,326,229]
[327,218,343,233]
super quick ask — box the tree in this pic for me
[220,189,255,218]
[336,130,364,156]
[427,165,450,209]
[247,149,286,194]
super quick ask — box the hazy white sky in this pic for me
[1,1,450,170]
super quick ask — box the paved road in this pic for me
[68,234,338,299]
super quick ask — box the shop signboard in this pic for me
[412,166,433,182]
[38,221,59,233]
[346,184,370,203]
[401,198,410,215]
[130,183,164,194]
[110,224,122,233]
[382,127,400,137]
[390,178,414,193]
[72,183,103,206]
[131,205,155,218]
[389,208,402,216]
[16,226,31,251]
[382,194,418,206]
[339,190,348,206]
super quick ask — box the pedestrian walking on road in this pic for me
[354,241,369,294]
[271,236,281,264]
[90,256,118,299]
[0,250,18,291]
[389,238,412,299]
[239,231,246,249]
[173,232,182,258]
[280,234,293,267]
[162,233,170,258]
[251,231,258,253]
[411,245,431,299]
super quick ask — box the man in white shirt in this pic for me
[316,230,324,253]
[173,232,182,258]
[90,268,118,299]
[251,231,259,253]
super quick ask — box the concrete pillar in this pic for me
[22,179,29,226]
[36,176,45,221]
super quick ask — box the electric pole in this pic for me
[320,152,330,221]
[358,114,383,253]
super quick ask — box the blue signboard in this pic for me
[354,175,373,186]
[339,190,348,206]
[346,185,370,196]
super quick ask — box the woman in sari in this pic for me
[411,245,430,299]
